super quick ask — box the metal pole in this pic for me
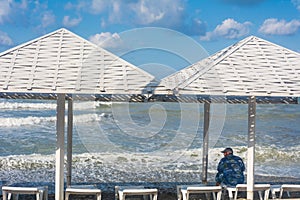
[56,94,65,200]
[202,102,210,183]
[66,98,73,187]
[247,96,256,200]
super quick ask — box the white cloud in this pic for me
[292,0,300,11]
[87,0,204,35]
[200,18,251,41]
[89,32,121,48]
[65,1,87,11]
[40,11,55,28]
[90,0,109,14]
[0,31,13,46]
[0,0,28,24]
[0,0,55,31]
[0,0,11,23]
[259,18,300,35]
[63,16,82,27]
[90,0,184,25]
[127,0,168,25]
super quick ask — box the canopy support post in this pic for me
[56,94,65,200]
[247,96,256,200]
[202,102,210,184]
[66,98,73,187]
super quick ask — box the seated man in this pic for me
[215,147,245,187]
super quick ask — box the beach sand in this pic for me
[2,175,300,200]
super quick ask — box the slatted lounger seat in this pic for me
[115,186,158,200]
[228,184,270,200]
[279,184,300,199]
[178,185,222,200]
[2,186,48,200]
[65,185,101,200]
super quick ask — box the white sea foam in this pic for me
[74,114,102,123]
[73,101,99,110]
[0,101,102,110]
[0,145,299,187]
[0,116,56,127]
[0,102,56,110]
[0,114,101,127]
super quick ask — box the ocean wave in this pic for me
[0,147,299,189]
[0,102,56,110]
[0,114,102,127]
[1,146,300,177]
[0,154,55,170]
[0,101,102,110]
[74,114,102,123]
[0,116,56,127]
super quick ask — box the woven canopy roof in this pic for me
[0,28,158,101]
[0,29,299,103]
[158,36,300,103]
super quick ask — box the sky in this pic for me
[0,0,300,72]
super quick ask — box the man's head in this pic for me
[221,147,233,156]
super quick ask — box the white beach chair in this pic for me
[2,186,48,200]
[115,186,158,200]
[233,184,270,200]
[279,184,300,199]
[65,185,101,200]
[270,184,281,199]
[225,186,237,200]
[178,185,222,200]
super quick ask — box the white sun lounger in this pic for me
[2,186,48,200]
[65,185,101,200]
[226,184,270,200]
[178,185,222,200]
[270,184,281,199]
[115,186,158,200]
[279,184,300,199]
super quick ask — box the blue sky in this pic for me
[0,0,300,71]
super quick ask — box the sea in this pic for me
[0,98,299,192]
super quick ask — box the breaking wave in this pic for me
[0,114,102,127]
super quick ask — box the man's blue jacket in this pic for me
[215,154,245,186]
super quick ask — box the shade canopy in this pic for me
[0,28,160,101]
[159,36,300,103]
[1,30,299,102]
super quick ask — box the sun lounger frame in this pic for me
[2,186,48,200]
[65,185,101,200]
[279,184,300,199]
[115,186,158,200]
[226,184,270,200]
[177,185,222,200]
